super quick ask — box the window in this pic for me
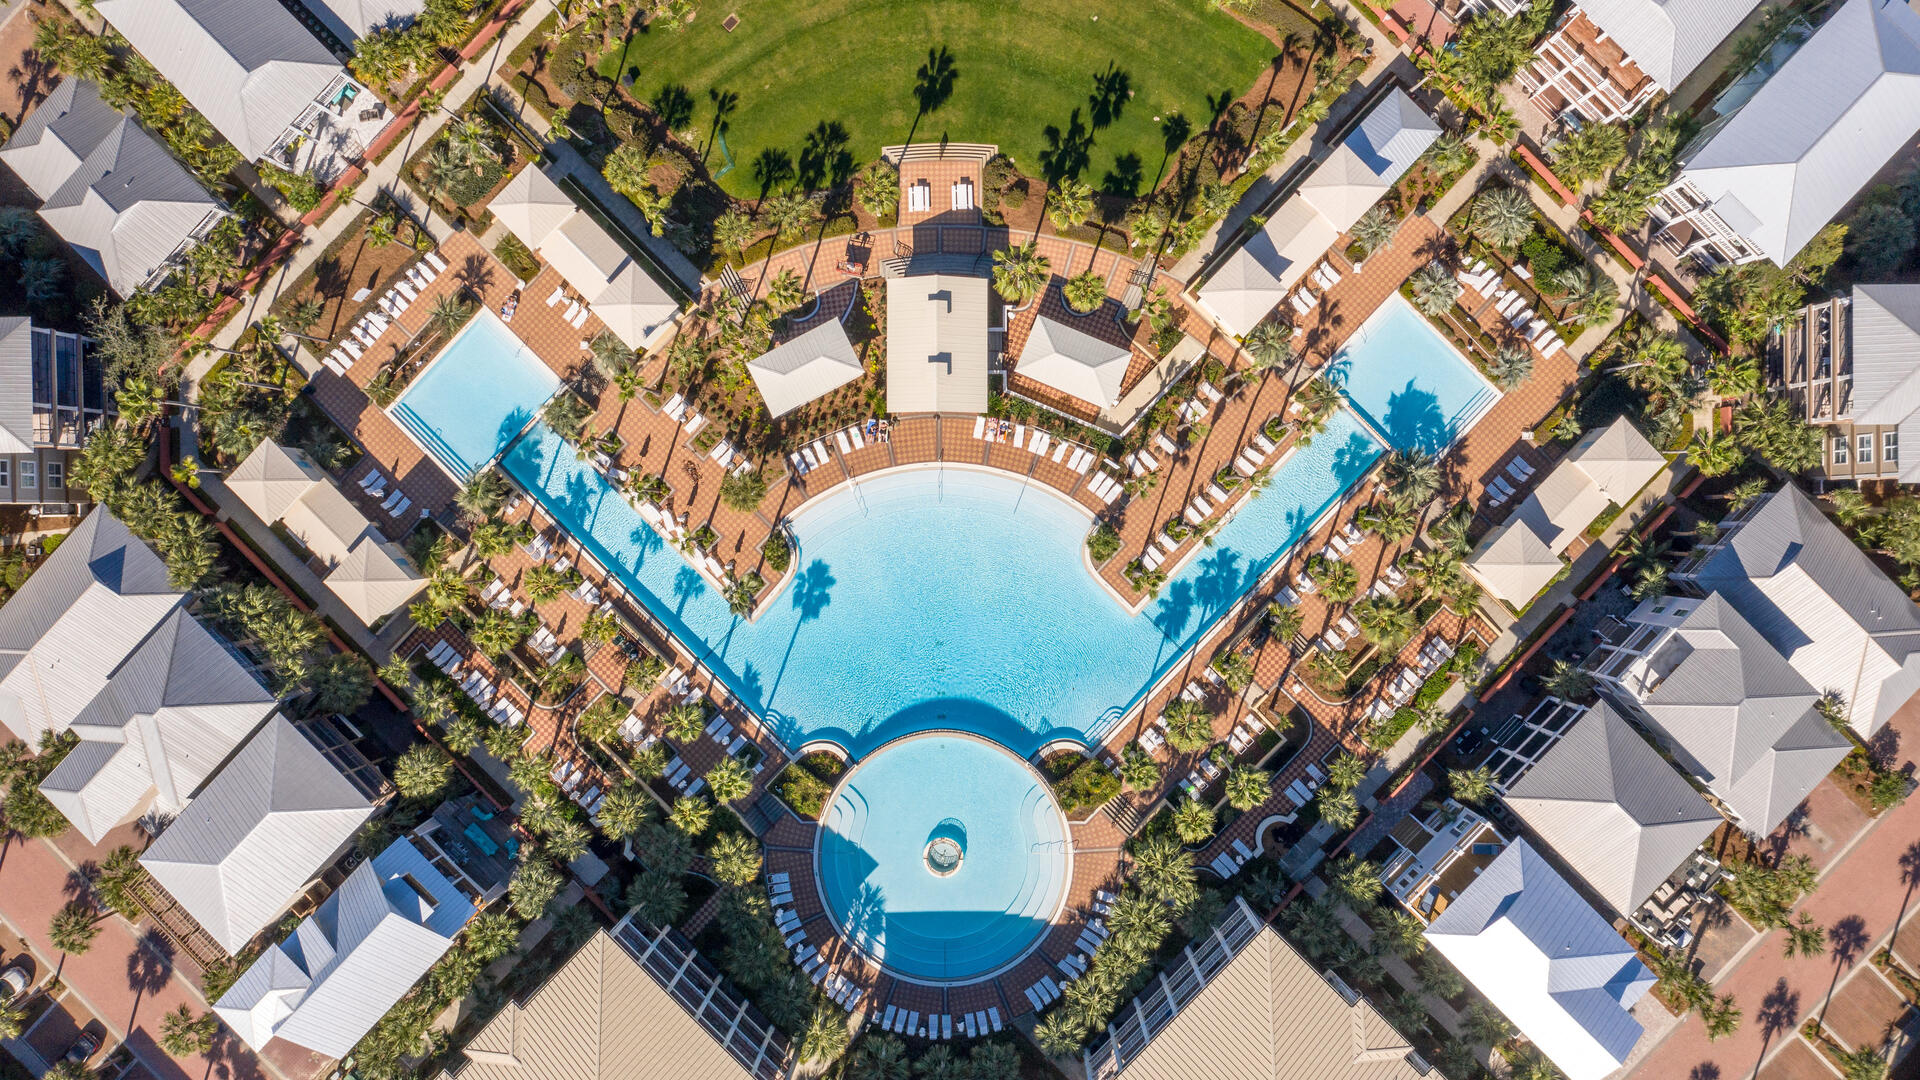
[20,461,36,490]
[44,461,61,489]
[1858,433,1874,464]
[1834,436,1849,465]
[1887,431,1899,463]
[0,461,10,488]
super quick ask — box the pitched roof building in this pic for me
[1083,896,1437,1080]
[1650,0,1920,267]
[1199,88,1438,337]
[1015,315,1135,409]
[296,0,425,43]
[442,918,790,1080]
[1678,483,1920,735]
[1770,284,1920,483]
[0,78,227,297]
[745,319,862,418]
[0,317,112,512]
[885,274,990,414]
[216,836,474,1059]
[1585,592,1851,835]
[95,0,354,164]
[140,714,374,953]
[1467,416,1666,607]
[1500,700,1722,916]
[1518,0,1766,123]
[1425,840,1655,1080]
[227,439,423,626]
[490,166,680,351]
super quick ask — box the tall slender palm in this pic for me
[1349,205,1398,258]
[1379,448,1440,511]
[991,243,1051,305]
[1553,263,1620,328]
[1047,177,1095,232]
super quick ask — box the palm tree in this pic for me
[707,831,762,886]
[1689,429,1745,477]
[1701,993,1741,1041]
[705,757,753,803]
[758,193,819,261]
[0,996,27,1041]
[1487,344,1534,390]
[1448,765,1493,803]
[1128,832,1198,909]
[1162,698,1214,752]
[1407,262,1461,316]
[1315,558,1359,602]
[1048,177,1095,232]
[602,144,652,200]
[1379,448,1440,511]
[1540,658,1593,701]
[1349,205,1398,258]
[1317,784,1360,829]
[1285,898,1347,960]
[1266,601,1304,642]
[1241,320,1292,380]
[1353,595,1417,651]
[1551,121,1628,184]
[850,1033,911,1080]
[1033,1011,1086,1057]
[1470,186,1536,249]
[393,744,453,799]
[1171,798,1214,844]
[625,869,687,926]
[49,900,99,955]
[1224,766,1271,810]
[455,468,508,524]
[1553,264,1619,328]
[712,209,757,259]
[1063,270,1107,313]
[1325,853,1382,907]
[991,243,1050,305]
[669,794,712,833]
[1327,751,1367,791]
[158,1004,217,1057]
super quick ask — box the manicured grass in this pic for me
[600,0,1277,199]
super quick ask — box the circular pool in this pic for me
[814,732,1071,983]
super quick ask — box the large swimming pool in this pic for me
[391,310,561,480]
[816,732,1069,982]
[500,411,1381,757]
[1330,293,1501,455]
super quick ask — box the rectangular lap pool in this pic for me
[390,309,561,480]
[1330,292,1501,454]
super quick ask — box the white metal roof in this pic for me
[217,836,473,1059]
[1843,284,1920,483]
[1201,198,1339,338]
[95,0,345,162]
[278,473,372,568]
[590,263,679,352]
[324,535,424,625]
[1425,839,1655,1080]
[1573,0,1767,89]
[141,714,372,953]
[1465,519,1565,606]
[295,0,425,43]
[1017,315,1133,408]
[0,318,33,456]
[1677,0,1920,265]
[490,166,577,250]
[1297,88,1440,232]
[885,274,990,414]
[228,439,331,523]
[1564,415,1668,503]
[746,319,863,418]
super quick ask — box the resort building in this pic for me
[1498,700,1722,917]
[94,0,371,170]
[441,916,791,1080]
[0,318,111,513]
[1015,316,1136,411]
[216,836,475,1059]
[0,508,278,843]
[297,0,426,45]
[1424,839,1656,1080]
[1584,592,1850,835]
[1466,416,1666,608]
[490,165,681,352]
[1378,799,1508,923]
[885,273,990,414]
[0,78,228,298]
[1649,0,1920,267]
[1677,483,1920,736]
[1769,284,1918,484]
[227,439,425,626]
[745,318,863,419]
[1082,896,1435,1080]
[139,714,377,954]
[408,792,516,907]
[1516,0,1765,124]
[1197,87,1439,338]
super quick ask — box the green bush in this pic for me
[1087,522,1122,563]
[1051,757,1121,814]
[1519,233,1569,280]
[762,531,792,573]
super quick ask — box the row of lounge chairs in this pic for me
[789,421,884,478]
[422,639,525,726]
[548,284,594,329]
[1282,760,1329,809]
[1208,838,1257,879]
[1288,260,1341,317]
[354,465,417,519]
[552,758,606,819]
[322,252,448,376]
[1461,259,1569,358]
[769,875,868,1011]
[970,416,1123,505]
[1485,453,1537,507]
[660,393,709,438]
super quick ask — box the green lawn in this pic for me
[598,0,1277,200]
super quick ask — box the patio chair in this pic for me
[424,251,448,275]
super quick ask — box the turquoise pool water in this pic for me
[1330,292,1501,454]
[500,409,1381,758]
[816,732,1069,981]
[391,310,561,480]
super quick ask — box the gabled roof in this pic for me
[885,274,990,414]
[1631,592,1851,834]
[590,263,679,352]
[450,931,762,1080]
[0,318,33,455]
[490,166,576,249]
[141,714,372,953]
[1464,519,1564,606]
[228,439,331,522]
[746,319,862,418]
[1574,0,1767,89]
[1197,228,1293,338]
[217,837,473,1059]
[296,0,425,43]
[1842,284,1920,482]
[1017,315,1133,408]
[1425,840,1654,1080]
[95,0,344,162]
[1687,483,1920,734]
[1502,701,1721,915]
[0,78,224,296]
[1677,0,1920,265]
[0,508,183,748]
[1297,88,1440,231]
[324,535,424,625]
[40,606,277,842]
[1564,415,1668,502]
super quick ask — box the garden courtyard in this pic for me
[597,0,1281,199]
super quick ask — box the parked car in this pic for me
[62,1030,100,1064]
[0,962,28,998]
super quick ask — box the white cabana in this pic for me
[1017,315,1133,408]
[747,319,863,418]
